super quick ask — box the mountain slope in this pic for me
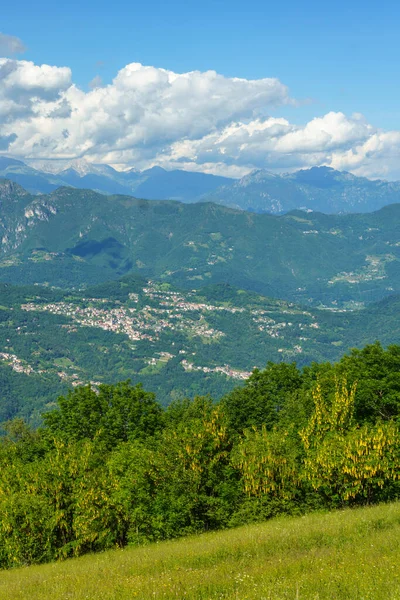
[205,166,400,214]
[2,180,400,306]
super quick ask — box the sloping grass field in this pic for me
[1,502,400,600]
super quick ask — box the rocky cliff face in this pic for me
[0,180,59,254]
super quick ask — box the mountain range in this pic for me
[2,157,400,214]
[0,157,232,201]
[2,179,400,307]
[206,166,400,214]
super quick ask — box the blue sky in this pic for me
[1,0,400,177]
[4,0,400,126]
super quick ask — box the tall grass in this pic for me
[1,502,400,599]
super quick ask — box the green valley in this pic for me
[2,273,400,423]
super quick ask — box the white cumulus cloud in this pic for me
[164,112,378,173]
[0,59,72,124]
[1,57,400,179]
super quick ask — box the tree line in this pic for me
[0,341,399,569]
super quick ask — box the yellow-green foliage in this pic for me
[1,502,400,600]
[0,439,111,566]
[234,378,400,506]
[233,426,300,499]
[300,378,400,502]
[341,421,400,499]
[300,377,357,447]
[161,404,229,479]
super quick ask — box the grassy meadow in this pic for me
[1,502,399,600]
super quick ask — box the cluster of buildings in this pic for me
[328,254,391,285]
[17,281,322,383]
[181,359,251,380]
[22,296,225,343]
[0,352,34,375]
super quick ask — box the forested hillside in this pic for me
[3,180,400,307]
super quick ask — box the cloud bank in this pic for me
[1,57,400,179]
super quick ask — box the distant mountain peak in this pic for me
[25,158,119,177]
[61,159,94,176]
[239,169,278,186]
[142,166,167,176]
[291,166,365,189]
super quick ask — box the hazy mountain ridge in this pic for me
[0,157,232,201]
[205,166,400,214]
[2,158,400,214]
